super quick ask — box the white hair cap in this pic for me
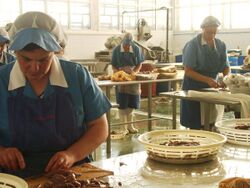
[200,16,221,28]
[8,11,67,47]
[122,32,133,45]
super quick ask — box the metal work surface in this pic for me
[160,90,241,130]
[92,143,250,188]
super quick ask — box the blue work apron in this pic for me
[116,51,140,109]
[1,86,90,178]
[181,45,221,129]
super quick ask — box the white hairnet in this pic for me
[200,16,220,28]
[8,11,67,47]
[122,32,133,45]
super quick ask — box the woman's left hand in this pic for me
[45,150,76,172]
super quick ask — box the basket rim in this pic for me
[0,173,28,187]
[215,118,250,133]
[138,129,227,150]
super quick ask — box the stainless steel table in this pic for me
[92,143,250,188]
[96,73,183,155]
[160,90,240,130]
[230,66,250,73]
[71,59,98,72]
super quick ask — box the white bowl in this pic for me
[0,173,28,188]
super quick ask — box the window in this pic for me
[22,0,45,12]
[156,0,172,30]
[138,0,155,29]
[175,0,250,32]
[47,1,68,28]
[231,1,250,29]
[0,0,19,26]
[70,1,90,29]
[120,0,138,30]
[121,0,172,31]
[99,0,119,30]
[0,0,90,30]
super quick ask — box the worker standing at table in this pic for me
[0,28,15,66]
[111,32,144,134]
[0,11,111,178]
[180,16,230,130]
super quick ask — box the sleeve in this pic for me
[220,42,230,70]
[111,46,119,67]
[77,66,112,122]
[182,40,198,69]
[136,46,144,64]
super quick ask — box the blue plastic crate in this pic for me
[238,55,245,66]
[175,54,182,62]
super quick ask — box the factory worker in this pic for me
[111,32,144,134]
[180,16,230,130]
[0,28,15,65]
[0,11,111,178]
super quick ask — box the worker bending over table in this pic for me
[111,32,144,134]
[0,11,111,178]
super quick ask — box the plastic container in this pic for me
[138,130,227,164]
[238,55,246,66]
[215,118,250,146]
[228,56,238,66]
[175,54,182,62]
[140,63,156,97]
[0,173,28,188]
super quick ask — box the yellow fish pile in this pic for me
[111,70,136,81]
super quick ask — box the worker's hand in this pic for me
[45,150,76,172]
[0,147,25,170]
[207,77,220,88]
[218,81,227,88]
[122,66,133,74]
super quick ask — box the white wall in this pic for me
[172,31,250,56]
[63,30,174,60]
[64,32,120,60]
[64,30,249,61]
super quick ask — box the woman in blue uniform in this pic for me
[0,28,15,65]
[111,33,144,133]
[0,11,111,178]
[180,16,230,130]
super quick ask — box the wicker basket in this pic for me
[0,173,28,188]
[215,118,250,146]
[138,130,226,164]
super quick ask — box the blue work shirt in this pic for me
[0,57,112,146]
[111,42,144,68]
[182,33,229,90]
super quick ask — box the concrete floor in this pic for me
[93,98,177,161]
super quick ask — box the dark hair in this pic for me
[22,43,43,51]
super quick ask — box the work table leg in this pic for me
[147,83,152,131]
